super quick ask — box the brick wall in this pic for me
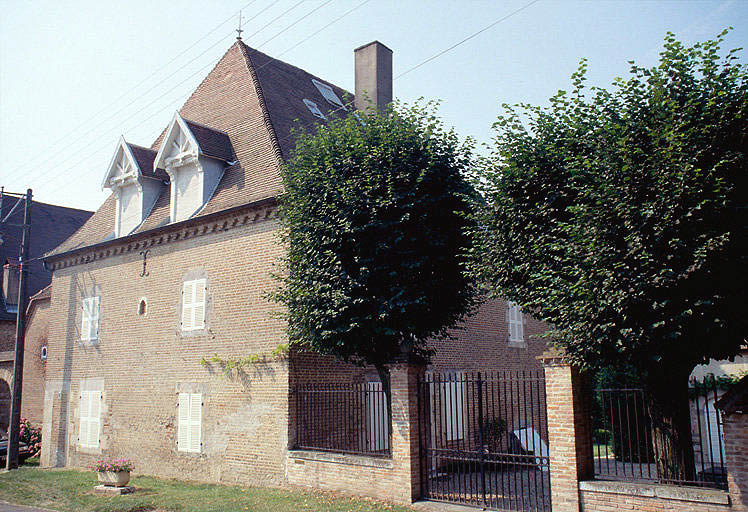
[725,414,748,511]
[0,320,14,351]
[579,482,730,511]
[286,364,422,505]
[42,212,290,485]
[21,297,48,426]
[542,355,744,512]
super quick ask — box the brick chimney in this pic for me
[354,41,393,113]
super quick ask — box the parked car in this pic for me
[0,434,31,465]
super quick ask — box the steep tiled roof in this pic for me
[182,120,235,162]
[48,40,353,259]
[127,143,166,181]
[0,199,93,319]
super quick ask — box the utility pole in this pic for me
[6,189,32,470]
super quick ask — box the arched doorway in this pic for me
[0,379,10,437]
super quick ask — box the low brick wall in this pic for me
[579,480,730,512]
[286,363,422,505]
[286,450,399,501]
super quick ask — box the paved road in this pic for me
[0,503,54,512]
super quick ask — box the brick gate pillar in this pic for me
[388,362,425,504]
[541,349,593,512]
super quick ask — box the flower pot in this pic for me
[97,470,131,487]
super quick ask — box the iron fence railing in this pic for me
[419,371,551,512]
[292,381,391,457]
[590,376,728,490]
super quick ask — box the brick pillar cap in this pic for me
[538,347,571,366]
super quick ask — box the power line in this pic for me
[395,0,542,80]
[8,0,262,180]
[14,0,288,190]
[35,0,351,194]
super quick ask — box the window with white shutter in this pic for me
[181,279,206,331]
[507,301,524,343]
[79,390,101,449]
[440,373,466,441]
[177,392,202,453]
[80,296,100,343]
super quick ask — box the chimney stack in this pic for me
[354,41,393,113]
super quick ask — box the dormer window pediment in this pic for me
[102,137,161,238]
[154,112,234,224]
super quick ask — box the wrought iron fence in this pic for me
[419,371,550,512]
[293,381,391,457]
[590,376,728,490]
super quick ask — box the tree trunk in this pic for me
[645,368,696,483]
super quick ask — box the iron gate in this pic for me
[418,371,551,512]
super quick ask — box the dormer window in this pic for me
[102,138,162,238]
[154,113,234,224]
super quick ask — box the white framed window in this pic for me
[80,296,100,343]
[440,373,466,441]
[79,390,101,449]
[177,392,202,453]
[181,279,206,331]
[303,99,327,120]
[366,381,390,452]
[507,301,524,344]
[312,79,346,110]
[40,346,47,361]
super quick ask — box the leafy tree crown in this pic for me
[469,31,747,375]
[275,102,476,368]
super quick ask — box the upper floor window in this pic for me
[102,137,161,238]
[181,279,206,332]
[154,113,234,225]
[81,296,100,343]
[507,301,524,344]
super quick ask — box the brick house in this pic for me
[38,40,549,494]
[0,198,92,430]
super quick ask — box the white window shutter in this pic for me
[193,280,206,330]
[79,391,89,446]
[89,391,101,448]
[181,282,194,330]
[177,393,190,451]
[189,394,202,453]
[81,301,90,342]
[90,297,100,341]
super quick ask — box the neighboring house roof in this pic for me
[47,41,352,259]
[716,375,748,415]
[0,199,93,320]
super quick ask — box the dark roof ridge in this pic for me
[181,116,230,135]
[240,41,354,98]
[237,41,284,168]
[125,141,157,153]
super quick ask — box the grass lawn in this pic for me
[0,460,413,512]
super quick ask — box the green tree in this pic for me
[469,31,747,480]
[275,102,476,392]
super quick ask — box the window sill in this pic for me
[287,449,393,469]
[579,480,729,505]
[507,341,527,348]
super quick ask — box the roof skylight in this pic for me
[312,79,346,110]
[303,99,327,120]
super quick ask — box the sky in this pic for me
[1,0,746,212]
